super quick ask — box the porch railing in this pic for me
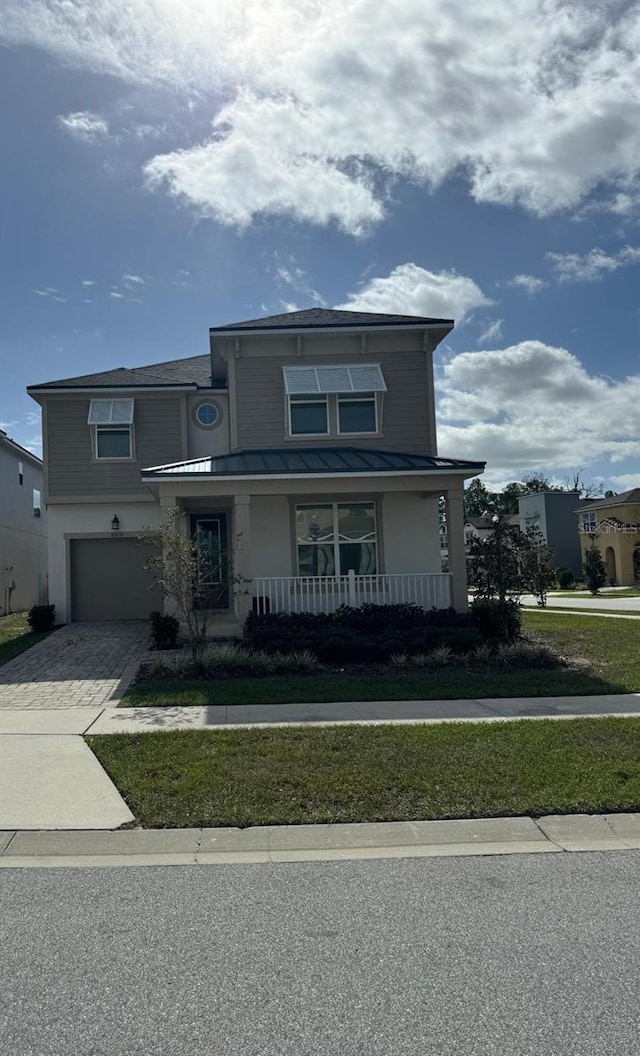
[252,571,452,615]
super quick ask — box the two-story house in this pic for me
[27,308,484,630]
[0,429,47,614]
[576,489,640,586]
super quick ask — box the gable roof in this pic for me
[578,488,640,512]
[0,429,42,467]
[211,307,453,332]
[28,354,212,391]
[143,446,484,479]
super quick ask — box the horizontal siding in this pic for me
[235,347,433,452]
[46,395,185,497]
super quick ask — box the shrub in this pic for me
[149,611,180,650]
[556,568,574,589]
[429,646,454,668]
[27,604,56,632]
[244,603,484,662]
[143,645,318,680]
[497,642,560,668]
[469,597,521,642]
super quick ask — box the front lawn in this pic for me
[0,613,53,667]
[88,717,640,828]
[122,612,639,707]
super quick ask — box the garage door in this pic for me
[70,538,163,621]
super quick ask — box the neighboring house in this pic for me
[27,308,485,629]
[517,491,584,577]
[0,429,47,614]
[576,489,640,586]
[440,514,519,571]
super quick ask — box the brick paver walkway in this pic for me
[0,622,150,709]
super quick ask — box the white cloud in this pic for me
[337,264,491,324]
[122,273,145,284]
[57,110,109,140]
[610,473,639,491]
[81,279,96,287]
[34,288,66,301]
[2,1,639,232]
[548,244,640,282]
[436,340,640,475]
[109,291,125,299]
[506,274,547,295]
[273,255,326,307]
[478,318,503,345]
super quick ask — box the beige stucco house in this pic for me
[28,308,484,631]
[0,429,47,614]
[576,489,640,586]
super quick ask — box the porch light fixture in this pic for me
[111,514,120,532]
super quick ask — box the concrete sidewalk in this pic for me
[2,813,640,868]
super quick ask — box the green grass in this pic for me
[0,612,52,667]
[88,717,640,828]
[122,612,639,707]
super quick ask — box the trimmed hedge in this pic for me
[244,601,520,663]
[27,604,56,632]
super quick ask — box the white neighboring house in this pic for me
[27,308,485,631]
[0,429,47,615]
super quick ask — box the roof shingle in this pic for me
[211,308,453,331]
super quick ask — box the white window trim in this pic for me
[582,511,598,531]
[287,393,330,437]
[94,423,135,461]
[336,392,379,436]
[295,501,378,576]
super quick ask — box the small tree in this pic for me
[583,537,607,595]
[519,526,556,607]
[467,517,523,601]
[140,507,249,660]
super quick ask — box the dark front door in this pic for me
[191,515,229,609]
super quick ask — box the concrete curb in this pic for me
[2,813,640,869]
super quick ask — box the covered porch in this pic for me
[142,447,483,629]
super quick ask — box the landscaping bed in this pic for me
[122,612,639,707]
[0,612,55,667]
[88,716,640,828]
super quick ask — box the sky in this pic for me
[0,0,638,492]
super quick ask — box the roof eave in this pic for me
[209,321,454,338]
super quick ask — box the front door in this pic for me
[192,515,229,609]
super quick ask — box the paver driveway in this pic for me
[0,622,149,709]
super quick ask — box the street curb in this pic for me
[2,814,640,868]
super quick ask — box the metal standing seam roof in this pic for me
[142,447,485,478]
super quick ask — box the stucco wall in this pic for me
[47,501,160,623]
[381,493,441,573]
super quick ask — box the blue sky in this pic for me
[1,0,638,491]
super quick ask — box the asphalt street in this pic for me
[2,851,640,1055]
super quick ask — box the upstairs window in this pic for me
[33,489,41,517]
[338,392,377,434]
[288,394,329,436]
[582,510,597,532]
[88,399,135,460]
[18,461,24,485]
[283,365,385,438]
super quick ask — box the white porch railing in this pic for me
[252,571,452,615]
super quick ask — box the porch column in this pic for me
[444,486,468,611]
[233,494,252,624]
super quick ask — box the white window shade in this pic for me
[283,365,386,394]
[88,399,134,424]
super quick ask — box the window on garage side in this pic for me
[88,399,135,459]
